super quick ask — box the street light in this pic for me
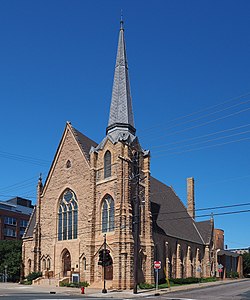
[102,234,107,294]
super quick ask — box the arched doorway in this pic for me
[62,249,71,277]
[104,255,113,281]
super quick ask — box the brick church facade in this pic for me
[23,21,215,289]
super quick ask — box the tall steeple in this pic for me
[106,19,136,138]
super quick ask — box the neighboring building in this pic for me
[0,197,33,240]
[214,229,243,278]
[23,21,218,288]
[214,228,225,250]
[229,247,250,255]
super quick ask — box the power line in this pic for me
[30,208,250,242]
[198,174,250,187]
[151,123,250,149]
[140,92,250,136]
[155,209,250,223]
[148,106,250,143]
[147,98,250,140]
[0,176,37,191]
[153,136,250,158]
[153,129,250,154]
[0,150,50,166]
[151,202,250,217]
[39,201,250,225]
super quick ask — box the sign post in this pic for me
[197,266,201,284]
[218,263,224,278]
[154,261,161,294]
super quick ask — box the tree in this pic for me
[243,252,250,277]
[0,240,22,282]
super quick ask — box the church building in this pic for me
[22,21,215,289]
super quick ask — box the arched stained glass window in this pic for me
[101,195,115,233]
[104,151,111,178]
[58,189,78,240]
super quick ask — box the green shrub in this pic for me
[60,281,89,288]
[25,272,42,282]
[201,277,217,283]
[19,279,32,285]
[226,271,239,279]
[139,282,155,289]
[170,277,199,285]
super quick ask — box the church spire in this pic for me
[106,19,135,136]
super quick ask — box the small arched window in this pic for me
[82,257,87,270]
[104,151,111,178]
[47,258,51,270]
[66,160,71,168]
[101,195,114,233]
[43,258,46,271]
[28,259,32,274]
[58,189,78,241]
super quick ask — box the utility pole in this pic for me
[133,151,140,294]
[4,265,7,283]
[119,151,141,294]
[102,234,107,294]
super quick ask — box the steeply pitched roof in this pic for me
[23,206,36,238]
[71,126,98,160]
[106,20,135,137]
[196,220,213,245]
[150,176,205,245]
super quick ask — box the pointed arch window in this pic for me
[28,259,32,274]
[104,151,111,178]
[58,189,78,241]
[47,258,51,270]
[101,195,115,233]
[42,258,46,271]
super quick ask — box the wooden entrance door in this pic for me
[62,250,71,277]
[105,265,113,280]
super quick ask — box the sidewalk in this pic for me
[0,279,249,298]
[83,278,249,298]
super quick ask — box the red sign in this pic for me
[154,261,161,269]
[218,268,223,273]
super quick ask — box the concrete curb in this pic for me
[1,279,249,298]
[83,278,249,298]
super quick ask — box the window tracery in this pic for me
[58,189,78,240]
[101,195,114,233]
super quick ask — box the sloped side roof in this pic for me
[71,127,98,160]
[217,249,239,257]
[196,220,213,245]
[150,176,204,245]
[23,206,36,238]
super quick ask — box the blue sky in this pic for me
[0,0,249,249]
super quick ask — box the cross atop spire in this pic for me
[120,9,123,28]
[106,19,136,138]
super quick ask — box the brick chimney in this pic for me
[187,177,195,219]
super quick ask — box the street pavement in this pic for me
[0,279,249,299]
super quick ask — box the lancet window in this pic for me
[101,195,115,233]
[58,189,78,241]
[104,150,111,178]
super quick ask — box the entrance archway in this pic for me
[104,256,113,280]
[62,249,71,277]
